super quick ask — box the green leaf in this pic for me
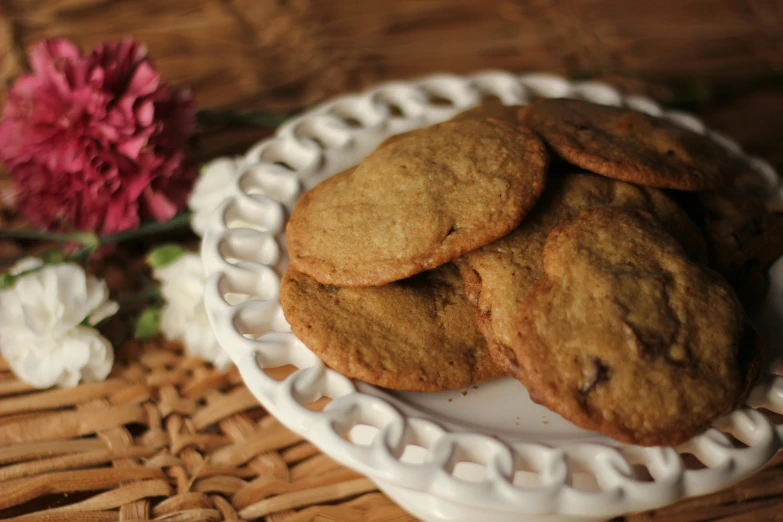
[134,307,162,340]
[0,273,15,290]
[147,244,186,269]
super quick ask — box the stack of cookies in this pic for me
[280,98,782,446]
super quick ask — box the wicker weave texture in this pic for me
[0,339,418,521]
[0,334,780,521]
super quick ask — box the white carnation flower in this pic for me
[188,157,243,236]
[10,256,43,274]
[154,253,229,369]
[0,261,118,388]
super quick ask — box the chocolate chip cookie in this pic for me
[287,118,548,286]
[673,190,783,309]
[450,100,523,122]
[378,100,522,149]
[456,172,707,377]
[522,98,745,190]
[280,263,502,391]
[513,208,763,446]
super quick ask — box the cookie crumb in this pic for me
[447,398,453,403]
[472,385,479,390]
[461,391,468,397]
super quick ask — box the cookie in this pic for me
[287,118,548,286]
[672,190,783,309]
[450,100,523,122]
[377,100,522,149]
[456,172,707,377]
[513,208,763,446]
[280,263,503,392]
[522,98,745,190]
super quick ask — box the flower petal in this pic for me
[0,37,195,234]
[0,325,114,389]
[188,157,242,236]
[10,257,44,275]
[126,60,160,98]
[143,187,178,221]
[88,299,119,326]
[116,134,149,159]
[153,253,228,369]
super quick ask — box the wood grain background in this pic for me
[2,0,783,112]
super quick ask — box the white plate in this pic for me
[201,71,783,522]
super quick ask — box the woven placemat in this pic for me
[0,337,414,521]
[0,333,780,522]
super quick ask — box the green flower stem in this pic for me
[197,109,294,127]
[99,212,192,244]
[0,229,99,245]
[0,213,192,287]
[0,212,192,252]
[0,248,90,288]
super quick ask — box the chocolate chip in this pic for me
[615,286,681,360]
[624,320,675,359]
[580,356,610,395]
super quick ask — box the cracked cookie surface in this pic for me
[280,263,502,392]
[512,208,763,446]
[286,118,548,286]
[522,98,746,190]
[456,172,706,377]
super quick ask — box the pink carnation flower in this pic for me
[0,39,196,234]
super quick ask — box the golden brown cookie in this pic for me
[513,208,763,446]
[377,100,523,149]
[287,118,548,286]
[456,172,707,377]
[522,98,745,190]
[450,100,523,122]
[280,264,503,392]
[671,190,783,309]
